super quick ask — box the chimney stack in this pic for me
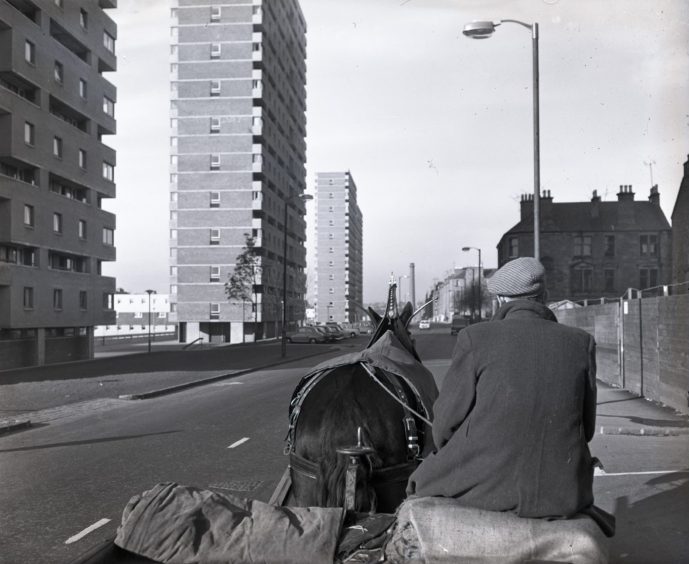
[591,190,601,218]
[617,184,635,202]
[520,193,534,221]
[648,185,660,206]
[540,189,553,217]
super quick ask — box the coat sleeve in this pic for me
[583,336,597,442]
[431,329,477,449]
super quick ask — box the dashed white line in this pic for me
[228,437,250,449]
[594,468,688,477]
[65,518,111,544]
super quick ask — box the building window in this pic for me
[53,136,63,158]
[210,266,220,282]
[103,31,115,54]
[53,212,63,233]
[210,80,221,96]
[210,117,220,133]
[79,78,87,99]
[103,162,114,181]
[79,149,87,169]
[78,219,87,239]
[639,268,658,290]
[210,155,220,170]
[604,235,615,257]
[210,43,221,59]
[54,61,64,83]
[604,269,615,292]
[79,291,87,310]
[640,234,657,257]
[102,227,114,246]
[103,292,113,309]
[24,204,34,226]
[79,9,88,29]
[210,303,220,319]
[25,40,35,64]
[210,6,221,21]
[210,191,220,207]
[103,96,115,117]
[23,121,35,145]
[53,289,63,310]
[134,311,142,319]
[23,287,34,309]
[571,266,593,294]
[573,235,592,256]
[210,228,220,244]
[508,237,519,258]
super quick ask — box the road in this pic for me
[0,327,687,563]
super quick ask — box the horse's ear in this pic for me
[368,307,382,327]
[400,302,413,326]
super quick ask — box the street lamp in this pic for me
[463,19,541,258]
[281,193,313,358]
[462,247,482,321]
[145,289,155,353]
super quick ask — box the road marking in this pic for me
[594,468,688,477]
[228,437,250,449]
[210,382,243,386]
[65,518,111,544]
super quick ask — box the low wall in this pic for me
[0,339,36,370]
[556,294,689,414]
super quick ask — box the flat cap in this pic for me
[487,257,546,298]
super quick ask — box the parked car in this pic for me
[418,319,431,330]
[286,326,331,344]
[319,324,345,340]
[326,322,356,338]
[450,314,470,336]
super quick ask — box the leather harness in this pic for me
[284,361,431,485]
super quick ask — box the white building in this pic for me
[95,293,174,338]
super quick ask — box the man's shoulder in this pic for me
[466,316,593,344]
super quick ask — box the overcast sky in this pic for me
[107,0,689,304]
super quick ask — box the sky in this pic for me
[107,0,689,305]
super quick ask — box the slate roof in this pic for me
[505,200,671,235]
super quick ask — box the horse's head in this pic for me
[366,278,421,361]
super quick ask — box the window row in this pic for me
[507,234,660,259]
[23,287,108,310]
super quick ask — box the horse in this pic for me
[283,282,438,514]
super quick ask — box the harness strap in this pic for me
[290,453,418,486]
[289,452,318,480]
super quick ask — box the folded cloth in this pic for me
[115,482,344,564]
[385,496,610,564]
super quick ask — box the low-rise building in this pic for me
[497,186,672,302]
[95,291,174,340]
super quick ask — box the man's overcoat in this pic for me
[408,299,597,519]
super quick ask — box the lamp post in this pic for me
[145,289,155,353]
[281,193,313,358]
[463,19,540,259]
[462,247,482,321]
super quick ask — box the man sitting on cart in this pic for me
[408,257,612,534]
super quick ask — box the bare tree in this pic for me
[225,234,262,342]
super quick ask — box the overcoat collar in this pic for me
[491,299,558,323]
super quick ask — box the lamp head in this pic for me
[462,21,499,39]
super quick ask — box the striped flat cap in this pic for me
[487,257,546,297]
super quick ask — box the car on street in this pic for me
[418,319,431,330]
[286,326,332,344]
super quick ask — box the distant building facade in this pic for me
[671,156,689,287]
[497,187,672,302]
[429,266,494,322]
[0,0,118,370]
[169,0,308,343]
[95,292,174,339]
[314,171,363,323]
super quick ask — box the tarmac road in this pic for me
[0,327,687,563]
